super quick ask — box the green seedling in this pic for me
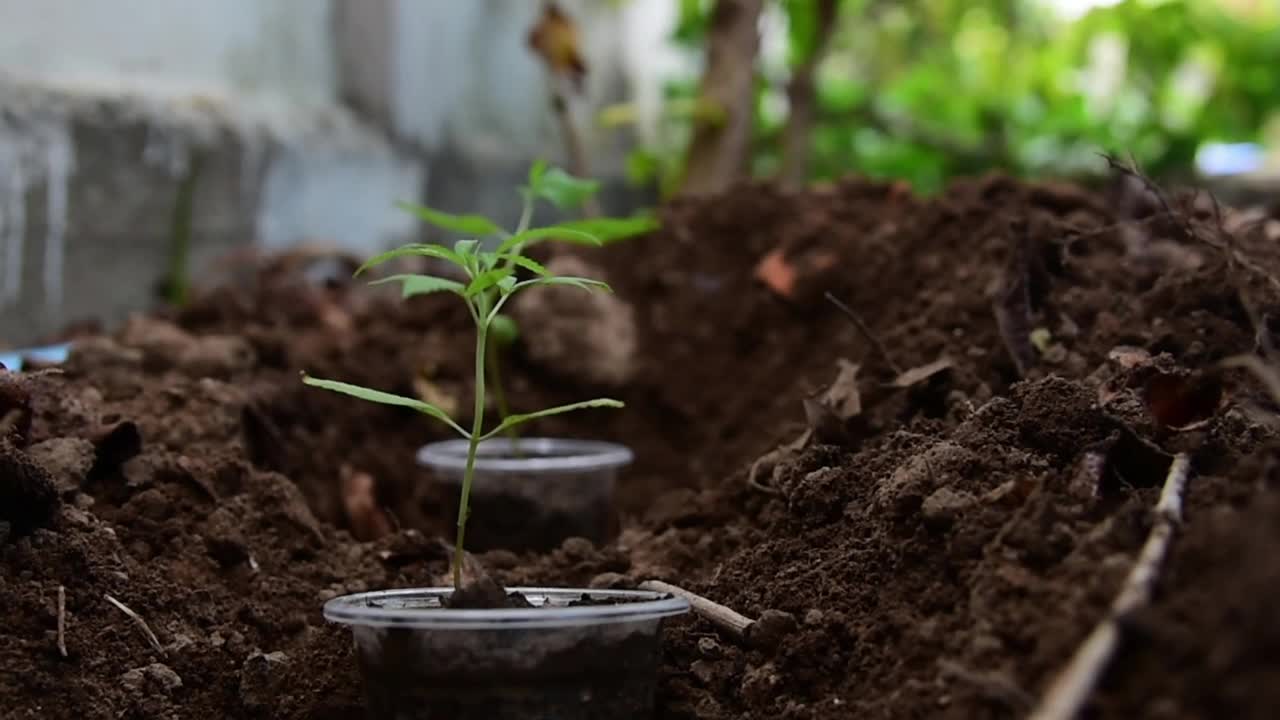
[302,162,655,587]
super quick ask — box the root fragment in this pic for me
[104,593,166,657]
[639,580,755,639]
[1027,453,1191,720]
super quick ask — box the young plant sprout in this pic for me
[303,162,655,587]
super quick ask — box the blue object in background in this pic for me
[1196,142,1264,177]
[0,343,72,371]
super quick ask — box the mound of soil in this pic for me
[3,173,1279,718]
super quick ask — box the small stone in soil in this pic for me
[749,610,797,651]
[121,663,183,694]
[239,651,289,710]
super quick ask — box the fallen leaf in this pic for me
[755,248,797,299]
[527,2,587,91]
[819,359,861,419]
[890,357,954,388]
[1107,345,1152,369]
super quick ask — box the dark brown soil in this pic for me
[3,174,1280,718]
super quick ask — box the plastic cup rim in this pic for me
[417,437,634,475]
[323,587,691,630]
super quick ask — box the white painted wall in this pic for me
[0,0,337,106]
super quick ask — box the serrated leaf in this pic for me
[302,375,468,437]
[453,239,480,256]
[397,202,502,236]
[500,254,550,276]
[368,273,466,298]
[497,275,517,293]
[480,398,624,440]
[518,276,612,293]
[529,166,600,210]
[466,267,515,296]
[355,244,464,276]
[551,215,658,243]
[496,226,600,254]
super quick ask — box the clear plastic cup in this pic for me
[324,587,690,720]
[417,438,634,552]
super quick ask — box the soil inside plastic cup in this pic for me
[326,587,689,720]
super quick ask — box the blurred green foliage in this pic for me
[628,0,1280,193]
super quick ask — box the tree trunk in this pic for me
[778,0,839,189]
[679,0,764,196]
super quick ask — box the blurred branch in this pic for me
[680,0,764,196]
[779,0,840,189]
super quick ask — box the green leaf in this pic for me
[453,239,480,256]
[497,275,517,293]
[396,202,502,236]
[491,313,519,346]
[528,166,601,210]
[517,276,612,293]
[302,375,468,437]
[551,215,659,243]
[480,398,624,440]
[527,159,548,188]
[496,226,600,254]
[368,273,466,298]
[500,254,550,276]
[466,267,515,296]
[355,244,464,276]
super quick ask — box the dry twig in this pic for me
[825,291,902,375]
[56,585,66,658]
[104,593,166,657]
[1027,453,1191,720]
[639,580,755,639]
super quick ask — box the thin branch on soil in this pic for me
[1101,154,1192,242]
[104,593,166,657]
[56,585,67,658]
[825,292,902,375]
[1027,453,1191,720]
[639,580,755,639]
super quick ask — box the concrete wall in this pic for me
[0,0,684,345]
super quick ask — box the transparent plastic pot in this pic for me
[325,587,690,720]
[417,437,633,552]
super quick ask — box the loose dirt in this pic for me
[2,173,1278,719]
